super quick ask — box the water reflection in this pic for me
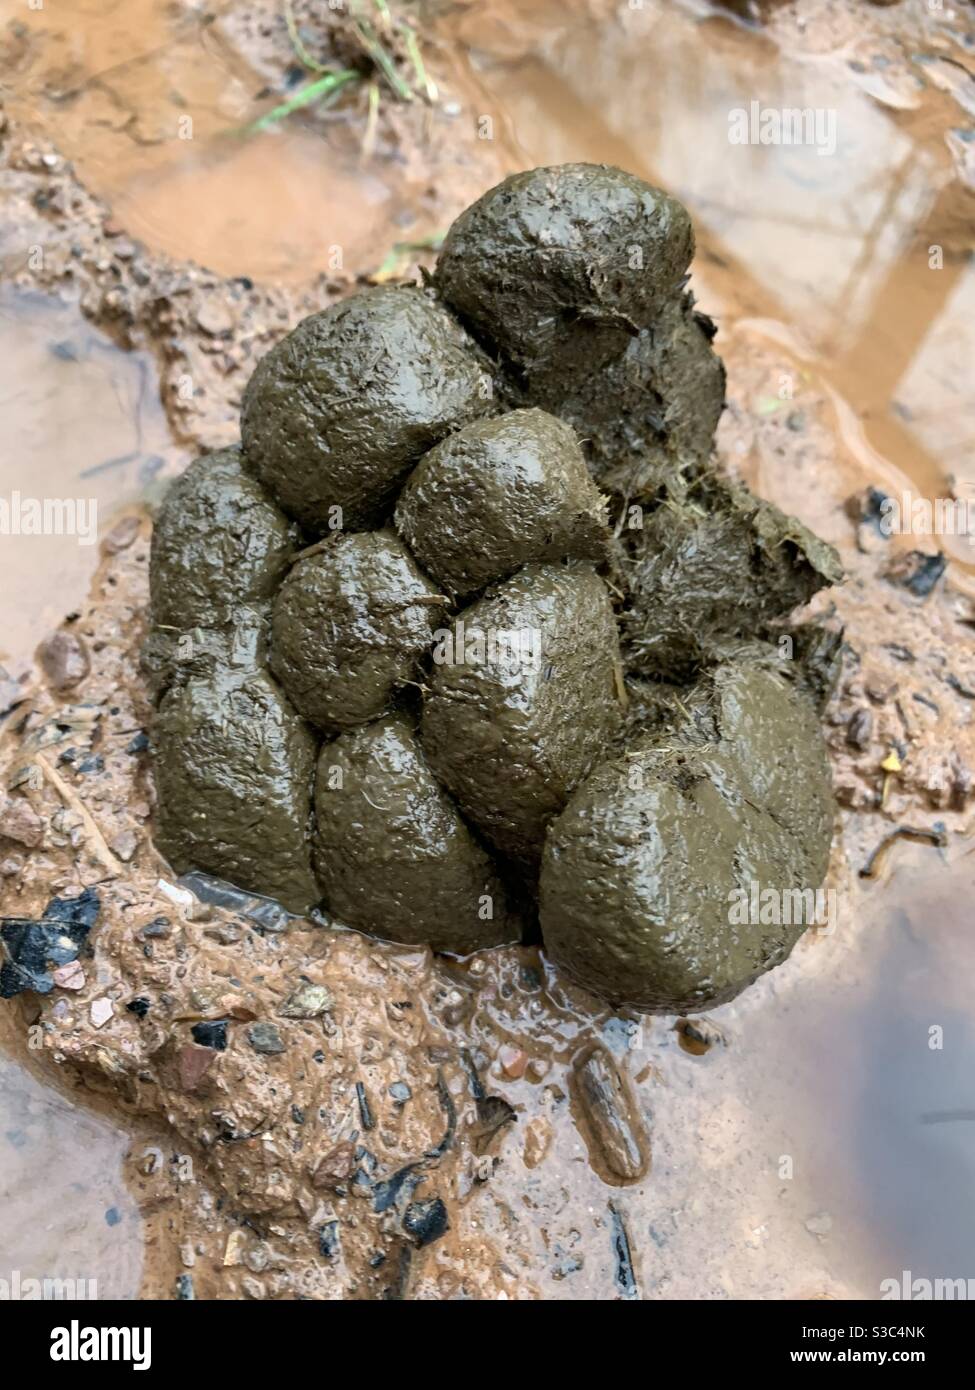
[452,0,975,555]
[0,287,180,676]
[0,1014,143,1299]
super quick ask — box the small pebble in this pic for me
[195,299,235,336]
[805,1211,833,1239]
[356,1081,375,1131]
[0,795,44,848]
[319,1221,340,1258]
[90,998,114,1028]
[403,1197,449,1248]
[37,630,90,689]
[247,1022,286,1055]
[499,1045,528,1079]
[177,1043,216,1092]
[846,707,873,750]
[110,829,138,862]
[52,960,86,991]
[312,1140,356,1191]
[191,1019,228,1050]
[278,982,334,1018]
[103,515,141,553]
[223,1230,245,1267]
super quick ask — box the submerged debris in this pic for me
[471,1094,517,1154]
[859,823,948,878]
[674,1017,728,1056]
[176,872,292,932]
[608,1201,638,1300]
[571,1045,649,1183]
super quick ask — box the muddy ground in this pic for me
[1,0,974,1299]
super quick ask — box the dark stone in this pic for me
[0,890,99,997]
[356,1081,375,1132]
[247,1022,286,1055]
[43,887,100,940]
[372,1164,423,1215]
[402,1196,449,1248]
[886,549,947,598]
[140,916,171,939]
[318,1221,340,1258]
[609,1202,638,1299]
[191,1020,229,1050]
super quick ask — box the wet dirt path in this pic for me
[1,0,974,1299]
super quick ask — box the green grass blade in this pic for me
[249,69,360,132]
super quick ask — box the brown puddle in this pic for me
[0,286,182,682]
[0,1006,144,1298]
[455,837,975,1297]
[1,0,475,282]
[1,0,974,1298]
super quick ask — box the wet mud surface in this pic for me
[2,0,974,1300]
